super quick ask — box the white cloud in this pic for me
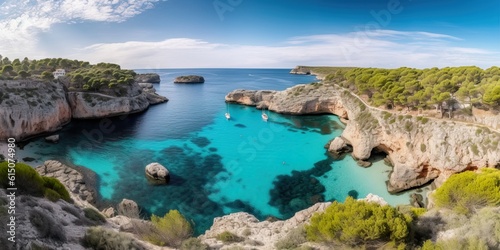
[0,0,159,57]
[71,30,500,69]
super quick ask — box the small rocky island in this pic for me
[174,75,205,83]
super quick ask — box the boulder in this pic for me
[356,160,372,168]
[135,73,161,83]
[174,75,205,83]
[45,134,60,143]
[358,193,388,206]
[102,207,116,218]
[145,162,170,184]
[328,137,352,157]
[117,199,140,218]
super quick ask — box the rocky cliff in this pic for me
[135,73,161,83]
[0,80,72,141]
[225,83,500,192]
[0,80,167,140]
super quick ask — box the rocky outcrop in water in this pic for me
[145,162,170,184]
[225,83,500,193]
[135,73,161,83]
[0,80,72,141]
[174,75,205,83]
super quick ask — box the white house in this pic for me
[53,69,66,79]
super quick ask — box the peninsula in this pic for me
[0,57,167,141]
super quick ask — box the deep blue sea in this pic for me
[19,69,412,234]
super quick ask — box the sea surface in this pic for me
[17,69,413,234]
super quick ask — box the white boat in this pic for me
[261,111,268,122]
[225,103,231,120]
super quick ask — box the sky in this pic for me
[0,0,499,69]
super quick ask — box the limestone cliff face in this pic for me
[1,80,166,140]
[226,83,500,192]
[0,81,72,141]
[67,92,150,119]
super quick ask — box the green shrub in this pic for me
[42,176,71,202]
[44,188,61,202]
[144,210,193,247]
[180,237,209,250]
[306,197,411,245]
[0,162,71,203]
[0,162,45,196]
[84,208,106,224]
[84,226,145,250]
[433,168,500,214]
[215,231,243,243]
[274,226,307,249]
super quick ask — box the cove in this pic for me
[16,69,412,234]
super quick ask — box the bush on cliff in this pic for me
[140,210,193,247]
[305,197,411,246]
[432,168,500,214]
[0,161,45,196]
[0,162,71,202]
[42,176,71,202]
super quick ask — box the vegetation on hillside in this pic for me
[0,161,71,202]
[305,197,411,246]
[432,168,500,214]
[134,209,193,248]
[322,66,500,113]
[0,55,136,92]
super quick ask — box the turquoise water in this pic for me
[18,69,411,233]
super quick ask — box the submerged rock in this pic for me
[174,75,205,83]
[45,134,60,143]
[145,162,170,184]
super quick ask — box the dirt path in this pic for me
[336,84,500,135]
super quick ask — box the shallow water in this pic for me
[16,69,413,233]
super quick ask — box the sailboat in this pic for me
[225,103,231,120]
[261,109,268,122]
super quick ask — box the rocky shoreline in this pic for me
[225,83,500,193]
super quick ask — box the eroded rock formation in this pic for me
[36,160,96,205]
[225,83,500,192]
[0,81,72,141]
[0,80,167,140]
